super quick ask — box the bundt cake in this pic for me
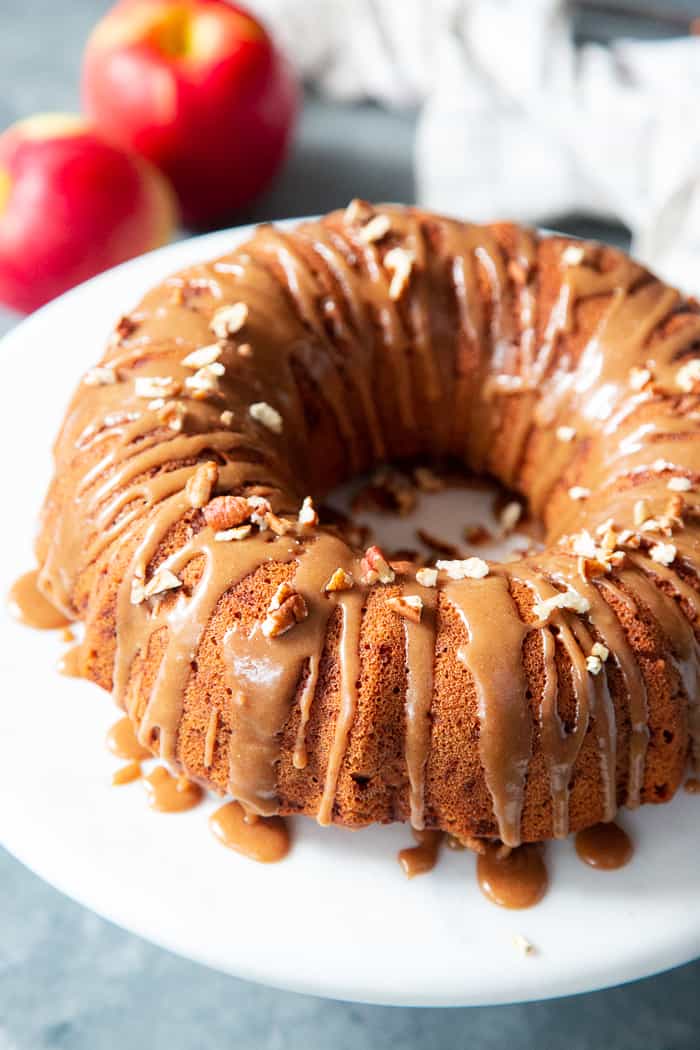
[35,202,700,848]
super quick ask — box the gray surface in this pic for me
[2,2,700,1048]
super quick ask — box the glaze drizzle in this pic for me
[34,204,700,846]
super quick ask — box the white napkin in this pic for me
[251,0,700,291]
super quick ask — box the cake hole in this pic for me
[325,462,540,565]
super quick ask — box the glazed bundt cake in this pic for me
[36,203,700,847]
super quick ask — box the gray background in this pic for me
[2,3,700,1048]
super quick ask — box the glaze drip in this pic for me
[476,844,549,910]
[106,716,152,761]
[209,801,290,863]
[575,821,633,870]
[451,573,531,847]
[8,570,70,630]
[143,766,204,812]
[398,829,443,878]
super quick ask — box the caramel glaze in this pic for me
[209,801,290,863]
[575,821,633,870]
[34,204,700,848]
[398,828,443,878]
[106,716,151,761]
[58,643,84,678]
[143,766,204,812]
[477,845,549,909]
[8,570,70,630]
[112,761,142,786]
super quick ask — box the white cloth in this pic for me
[250,0,700,292]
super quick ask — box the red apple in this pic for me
[0,113,177,314]
[82,0,300,227]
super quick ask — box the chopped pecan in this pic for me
[384,246,415,301]
[361,544,395,584]
[324,568,354,592]
[182,344,222,369]
[269,582,296,610]
[629,366,652,391]
[158,401,186,432]
[633,499,651,527]
[416,567,438,587]
[214,525,252,542]
[131,567,182,605]
[185,461,219,509]
[246,495,272,528]
[676,359,700,393]
[203,495,252,531]
[249,401,283,434]
[512,934,535,957]
[358,213,391,244]
[668,476,692,492]
[115,315,138,341]
[556,425,576,442]
[262,583,308,638]
[298,496,319,527]
[649,541,676,566]
[436,557,489,580]
[135,375,181,400]
[387,594,423,623]
[532,588,590,621]
[84,366,117,387]
[500,501,522,534]
[388,560,415,576]
[344,198,372,225]
[665,494,685,522]
[266,512,293,536]
[211,302,248,339]
[561,244,585,267]
[184,362,225,399]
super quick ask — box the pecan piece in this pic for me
[203,495,251,531]
[298,496,319,527]
[262,583,308,638]
[185,461,219,509]
[361,544,395,584]
[387,594,423,623]
[324,568,354,592]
